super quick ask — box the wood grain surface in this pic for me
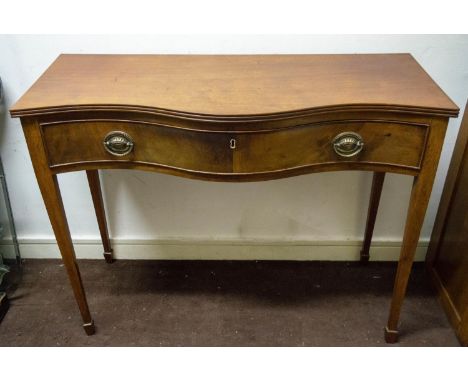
[10,54,458,118]
[40,118,427,178]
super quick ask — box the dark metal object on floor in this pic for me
[0,292,9,322]
[0,76,21,265]
[0,75,21,324]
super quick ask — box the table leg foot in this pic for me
[384,326,399,343]
[83,320,95,335]
[359,250,370,263]
[360,172,386,264]
[104,250,114,264]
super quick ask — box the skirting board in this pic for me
[0,238,429,261]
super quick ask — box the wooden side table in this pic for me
[10,54,459,342]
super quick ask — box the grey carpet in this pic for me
[0,259,459,346]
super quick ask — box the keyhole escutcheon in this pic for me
[230,138,236,149]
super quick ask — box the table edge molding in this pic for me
[10,103,460,120]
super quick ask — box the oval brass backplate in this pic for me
[103,131,134,156]
[332,132,364,158]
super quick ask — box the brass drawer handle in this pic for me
[103,131,134,156]
[332,132,364,158]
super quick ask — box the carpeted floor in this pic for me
[0,259,459,346]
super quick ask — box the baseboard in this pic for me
[1,238,429,261]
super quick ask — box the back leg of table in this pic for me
[86,170,114,263]
[360,172,386,263]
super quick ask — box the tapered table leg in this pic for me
[22,119,95,335]
[385,119,448,343]
[360,172,385,263]
[86,170,114,263]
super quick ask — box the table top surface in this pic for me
[10,54,459,118]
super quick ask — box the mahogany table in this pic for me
[10,54,459,343]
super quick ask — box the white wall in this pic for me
[1,35,467,259]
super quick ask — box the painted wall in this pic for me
[0,35,467,259]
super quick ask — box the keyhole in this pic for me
[230,138,236,149]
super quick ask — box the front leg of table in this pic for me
[360,172,386,263]
[385,118,447,343]
[22,118,95,335]
[86,170,114,263]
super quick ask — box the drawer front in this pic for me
[41,119,427,177]
[42,120,233,173]
[234,120,427,173]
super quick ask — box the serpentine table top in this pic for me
[10,54,458,118]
